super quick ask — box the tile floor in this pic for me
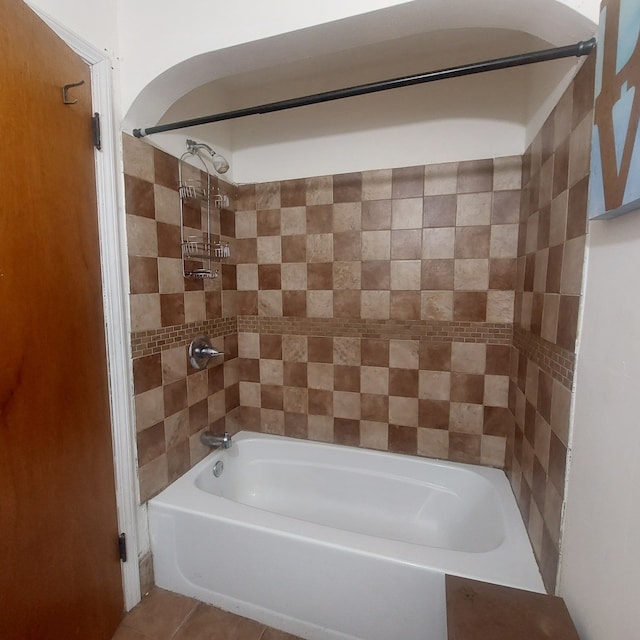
[112,587,302,640]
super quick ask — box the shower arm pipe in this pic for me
[132,37,596,138]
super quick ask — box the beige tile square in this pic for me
[154,185,180,225]
[256,182,281,209]
[361,366,389,395]
[333,202,362,232]
[280,207,307,235]
[360,421,389,449]
[187,370,208,405]
[481,434,507,467]
[490,224,519,258]
[421,291,453,321]
[261,408,285,435]
[390,260,421,290]
[362,169,393,200]
[135,387,165,431]
[224,358,240,386]
[138,455,168,502]
[550,378,572,445]
[184,291,206,323]
[390,339,419,369]
[164,408,189,449]
[449,402,483,433]
[306,176,333,205]
[281,262,307,290]
[544,479,563,546]
[257,236,282,264]
[130,293,161,332]
[456,192,492,226]
[493,155,522,191]
[362,230,391,260]
[308,362,334,390]
[549,191,568,246]
[238,332,260,358]
[208,390,226,422]
[157,258,184,294]
[541,294,560,343]
[486,291,515,323]
[308,414,334,442]
[237,264,258,291]
[535,413,551,469]
[484,375,509,407]
[418,370,451,401]
[561,236,585,295]
[361,290,390,319]
[333,261,361,289]
[451,343,486,374]
[235,211,258,238]
[239,380,261,407]
[569,112,593,187]
[258,290,282,316]
[417,428,449,458]
[260,359,284,385]
[307,234,333,262]
[526,213,539,254]
[282,335,307,362]
[283,386,308,414]
[123,134,155,182]
[334,337,361,366]
[307,290,333,317]
[391,198,423,229]
[162,346,187,384]
[534,248,549,293]
[454,259,489,290]
[424,162,458,195]
[422,228,455,259]
[389,396,419,427]
[334,391,361,419]
[127,214,158,257]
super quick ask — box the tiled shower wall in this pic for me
[232,158,523,465]
[123,134,240,503]
[508,55,595,592]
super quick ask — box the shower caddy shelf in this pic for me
[178,150,230,280]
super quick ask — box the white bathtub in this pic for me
[149,431,543,640]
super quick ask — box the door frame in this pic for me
[27,3,141,610]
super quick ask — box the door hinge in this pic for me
[92,112,102,151]
[118,532,127,563]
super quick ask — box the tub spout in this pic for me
[200,431,232,449]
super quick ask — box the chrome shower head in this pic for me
[186,139,230,174]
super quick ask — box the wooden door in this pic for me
[0,1,124,637]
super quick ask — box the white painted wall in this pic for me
[559,212,640,640]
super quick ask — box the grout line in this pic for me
[167,600,201,640]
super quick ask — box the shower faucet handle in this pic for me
[189,335,224,370]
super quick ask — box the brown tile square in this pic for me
[308,336,334,363]
[553,138,570,199]
[282,235,307,262]
[129,256,159,294]
[189,399,209,434]
[361,261,390,289]
[390,291,421,320]
[362,200,392,230]
[572,51,595,128]
[163,380,187,418]
[240,358,260,383]
[281,178,306,207]
[125,174,156,219]
[258,264,282,290]
[260,334,282,359]
[334,290,361,318]
[284,362,308,388]
[153,148,179,190]
[391,229,422,260]
[234,238,258,264]
[423,194,457,227]
[483,406,512,436]
[237,184,256,210]
[332,231,361,262]
[221,264,236,292]
[236,291,258,315]
[361,338,389,367]
[567,175,588,240]
[418,400,450,429]
[457,159,493,193]
[492,190,521,224]
[388,424,417,455]
[306,205,333,234]
[225,383,240,412]
[453,292,487,322]
[334,418,360,446]
[455,226,490,258]
[419,342,451,371]
[282,291,307,317]
[545,244,563,294]
[392,166,424,198]
[389,368,419,397]
[256,209,281,236]
[261,384,284,410]
[489,258,517,290]
[330,365,359,393]
[156,222,182,259]
[136,422,166,467]
[548,431,567,497]
[485,345,511,375]
[307,263,333,289]
[333,172,362,203]
[308,388,333,415]
[133,354,162,395]
[556,294,580,351]
[282,413,308,441]
[206,290,222,318]
[449,432,482,463]
[361,394,389,422]
[450,373,485,404]
[160,293,185,326]
[220,209,235,237]
[421,259,454,290]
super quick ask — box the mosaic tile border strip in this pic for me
[513,326,575,389]
[237,316,513,344]
[131,317,237,359]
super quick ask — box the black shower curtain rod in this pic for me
[133,37,596,138]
